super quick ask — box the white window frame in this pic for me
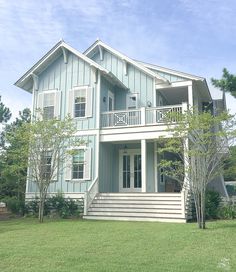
[65,146,91,182]
[37,89,61,120]
[127,93,139,110]
[69,86,93,119]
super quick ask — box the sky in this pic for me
[0,0,236,120]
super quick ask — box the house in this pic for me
[15,39,227,222]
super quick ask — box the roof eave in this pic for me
[84,40,168,83]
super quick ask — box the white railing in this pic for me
[101,109,141,127]
[101,103,185,128]
[84,177,99,216]
[146,104,183,124]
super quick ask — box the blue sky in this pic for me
[0,0,236,119]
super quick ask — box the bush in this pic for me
[25,194,83,219]
[2,196,25,215]
[205,190,221,219]
[218,202,236,219]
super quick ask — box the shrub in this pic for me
[218,202,236,219]
[25,194,83,219]
[2,196,25,215]
[205,190,221,219]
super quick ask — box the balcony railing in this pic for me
[101,103,186,128]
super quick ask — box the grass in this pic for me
[0,219,236,272]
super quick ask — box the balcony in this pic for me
[101,103,187,128]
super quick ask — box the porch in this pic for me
[100,103,186,128]
[98,141,182,194]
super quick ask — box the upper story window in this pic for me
[74,89,86,118]
[127,93,138,110]
[43,93,55,120]
[68,86,93,118]
[37,90,61,120]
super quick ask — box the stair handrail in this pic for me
[84,177,99,216]
[181,189,189,218]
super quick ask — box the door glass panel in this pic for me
[134,155,142,188]
[123,155,130,188]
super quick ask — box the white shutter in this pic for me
[37,92,44,120]
[51,152,59,181]
[65,154,72,181]
[84,147,91,180]
[68,89,74,117]
[54,91,61,119]
[85,87,93,117]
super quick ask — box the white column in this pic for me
[188,83,193,108]
[183,138,190,191]
[141,139,147,192]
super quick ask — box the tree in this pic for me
[224,146,236,181]
[11,115,83,222]
[0,108,31,203]
[0,96,11,123]
[158,109,236,229]
[211,68,236,98]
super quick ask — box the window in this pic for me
[72,150,84,179]
[37,90,61,120]
[74,96,86,117]
[68,87,92,119]
[41,151,52,179]
[127,93,138,110]
[43,92,55,120]
[74,88,86,118]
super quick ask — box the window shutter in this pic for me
[85,87,93,117]
[36,92,44,120]
[51,152,59,181]
[54,91,61,119]
[84,147,91,180]
[68,89,74,117]
[65,154,72,181]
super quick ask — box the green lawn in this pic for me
[0,219,235,272]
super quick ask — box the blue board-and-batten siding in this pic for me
[37,52,97,130]
[91,50,154,108]
[27,52,99,194]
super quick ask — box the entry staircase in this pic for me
[83,193,188,223]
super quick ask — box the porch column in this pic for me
[188,83,193,108]
[141,139,147,192]
[183,138,190,191]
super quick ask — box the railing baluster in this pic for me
[100,104,183,128]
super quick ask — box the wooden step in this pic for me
[83,215,186,223]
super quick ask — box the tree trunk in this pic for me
[38,192,45,223]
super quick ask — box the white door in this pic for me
[119,149,142,192]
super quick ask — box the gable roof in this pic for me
[15,40,128,92]
[135,60,205,81]
[83,40,168,83]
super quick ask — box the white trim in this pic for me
[15,41,110,91]
[119,149,142,193]
[141,139,147,192]
[188,84,193,107]
[84,40,168,83]
[156,80,192,89]
[136,60,205,81]
[74,129,99,136]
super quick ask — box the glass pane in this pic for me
[109,97,113,111]
[73,150,84,163]
[43,106,54,120]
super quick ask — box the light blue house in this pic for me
[15,40,227,222]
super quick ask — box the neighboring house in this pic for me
[15,39,227,222]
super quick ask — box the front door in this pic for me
[119,149,142,192]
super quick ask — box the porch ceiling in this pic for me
[158,86,188,105]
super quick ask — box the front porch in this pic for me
[99,141,182,194]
